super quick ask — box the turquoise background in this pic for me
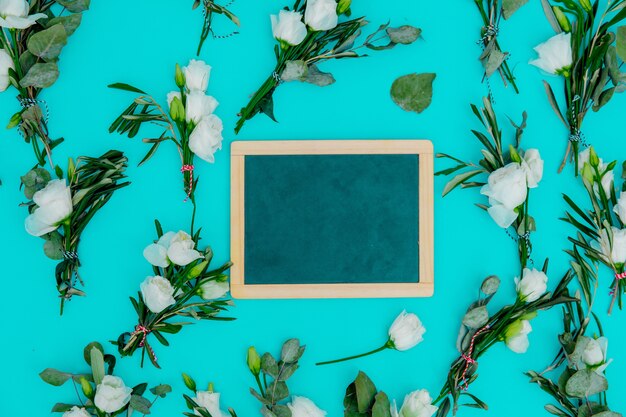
[0,0,625,416]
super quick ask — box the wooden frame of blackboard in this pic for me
[230,140,434,299]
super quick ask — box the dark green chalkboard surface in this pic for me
[230,140,434,299]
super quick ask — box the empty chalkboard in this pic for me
[230,140,433,298]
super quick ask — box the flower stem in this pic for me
[315,342,391,366]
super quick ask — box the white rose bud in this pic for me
[583,338,604,367]
[271,10,307,47]
[193,391,228,417]
[143,231,176,268]
[395,389,438,417]
[614,192,626,224]
[521,149,543,189]
[25,179,74,237]
[480,163,527,228]
[62,406,91,417]
[184,59,212,92]
[595,227,626,265]
[186,91,219,124]
[287,396,327,417]
[515,268,548,303]
[167,91,182,108]
[199,279,229,300]
[189,114,223,163]
[0,0,47,29]
[140,275,176,313]
[388,311,426,351]
[167,231,203,266]
[94,375,132,413]
[0,48,14,92]
[504,319,532,354]
[529,32,573,76]
[305,0,338,31]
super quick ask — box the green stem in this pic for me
[316,341,391,366]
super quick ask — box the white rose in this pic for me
[25,179,73,237]
[481,163,527,228]
[94,375,132,414]
[305,0,338,31]
[0,48,14,92]
[140,275,176,313]
[287,396,327,417]
[168,230,203,266]
[186,90,218,124]
[193,391,228,417]
[0,0,47,29]
[200,279,229,300]
[184,59,212,92]
[62,406,91,417]
[614,192,626,224]
[515,268,548,303]
[595,227,626,264]
[394,389,438,417]
[271,10,307,47]
[582,337,612,374]
[529,32,573,76]
[189,114,223,163]
[144,230,202,267]
[388,311,426,351]
[521,149,543,189]
[504,319,532,354]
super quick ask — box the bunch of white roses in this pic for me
[271,0,343,47]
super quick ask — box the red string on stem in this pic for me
[459,324,491,390]
[181,164,194,202]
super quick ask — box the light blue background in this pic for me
[0,1,624,416]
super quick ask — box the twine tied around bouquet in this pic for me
[272,71,283,84]
[568,95,587,147]
[63,250,79,262]
[181,164,195,202]
[477,24,499,45]
[17,97,50,138]
[201,0,238,40]
[506,230,533,265]
[609,272,626,296]
[132,324,158,362]
[459,324,491,391]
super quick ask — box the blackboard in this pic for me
[230,140,433,298]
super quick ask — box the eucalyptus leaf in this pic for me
[616,26,626,62]
[130,395,152,414]
[481,275,500,295]
[20,62,59,88]
[47,14,83,36]
[150,384,172,398]
[21,167,51,199]
[483,48,507,77]
[565,369,608,398]
[56,0,91,12]
[390,73,435,114]
[280,339,302,363]
[463,306,489,329]
[90,347,105,385]
[43,232,64,260]
[502,0,529,19]
[39,368,72,386]
[27,24,68,61]
[386,25,421,44]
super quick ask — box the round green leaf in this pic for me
[390,73,436,114]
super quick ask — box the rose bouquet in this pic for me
[531,0,626,173]
[0,0,89,167]
[343,371,437,417]
[246,339,327,417]
[192,0,240,55]
[471,0,528,94]
[110,59,224,219]
[181,373,237,417]
[22,150,129,314]
[562,147,626,313]
[316,311,426,365]
[114,220,233,368]
[234,0,421,133]
[437,97,544,269]
[39,341,171,416]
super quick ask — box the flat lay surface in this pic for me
[1,0,625,416]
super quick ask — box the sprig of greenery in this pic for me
[1,0,90,168]
[539,0,626,173]
[562,147,625,313]
[114,220,234,369]
[246,339,306,416]
[472,0,526,93]
[342,371,395,417]
[437,97,534,269]
[39,341,170,416]
[192,0,240,55]
[235,1,421,133]
[21,150,129,314]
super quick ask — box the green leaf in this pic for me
[51,403,75,413]
[265,381,289,402]
[372,392,392,417]
[150,384,172,398]
[463,306,489,329]
[304,64,335,86]
[56,0,91,12]
[281,339,303,363]
[281,61,335,86]
[20,62,59,88]
[355,371,377,413]
[90,347,105,385]
[616,26,626,62]
[565,369,608,398]
[386,26,421,44]
[21,167,51,199]
[39,368,71,386]
[481,275,500,295]
[27,24,68,61]
[502,0,529,19]
[43,232,64,260]
[592,412,622,417]
[130,395,152,414]
[483,48,507,77]
[108,82,147,94]
[441,169,483,196]
[182,373,197,391]
[261,353,279,378]
[390,73,435,114]
[83,342,104,365]
[47,14,83,36]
